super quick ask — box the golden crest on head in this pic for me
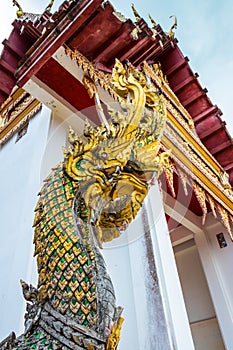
[63,58,170,244]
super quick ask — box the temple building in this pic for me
[0,1,233,349]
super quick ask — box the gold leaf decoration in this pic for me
[163,159,176,198]
[216,204,233,240]
[177,167,188,196]
[206,193,217,219]
[192,181,207,225]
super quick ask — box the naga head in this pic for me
[63,59,170,245]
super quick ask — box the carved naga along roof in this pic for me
[0,0,232,235]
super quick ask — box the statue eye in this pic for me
[101,152,108,159]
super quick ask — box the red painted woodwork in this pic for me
[0,20,38,104]
[36,58,98,123]
[15,0,103,85]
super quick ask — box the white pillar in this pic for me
[103,182,195,350]
[146,183,195,349]
[194,217,233,349]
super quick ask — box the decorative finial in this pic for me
[168,15,177,37]
[149,14,157,28]
[45,0,55,13]
[12,0,24,18]
[131,3,141,22]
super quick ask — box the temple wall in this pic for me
[40,111,86,180]
[102,204,173,349]
[195,219,233,349]
[174,239,225,349]
[103,184,195,350]
[0,106,51,340]
[174,240,216,323]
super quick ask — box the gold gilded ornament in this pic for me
[192,181,207,225]
[12,0,24,17]
[107,315,124,350]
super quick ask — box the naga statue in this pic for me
[0,59,169,350]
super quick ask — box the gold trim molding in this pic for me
[0,88,42,145]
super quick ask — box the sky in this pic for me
[1,0,233,136]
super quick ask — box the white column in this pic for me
[195,216,233,349]
[146,183,195,350]
[103,181,195,350]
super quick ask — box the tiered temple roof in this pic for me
[0,0,232,187]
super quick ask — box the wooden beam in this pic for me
[192,105,219,123]
[172,73,198,94]
[182,88,207,108]
[198,122,225,140]
[209,140,232,155]
[164,192,203,234]
[164,56,189,76]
